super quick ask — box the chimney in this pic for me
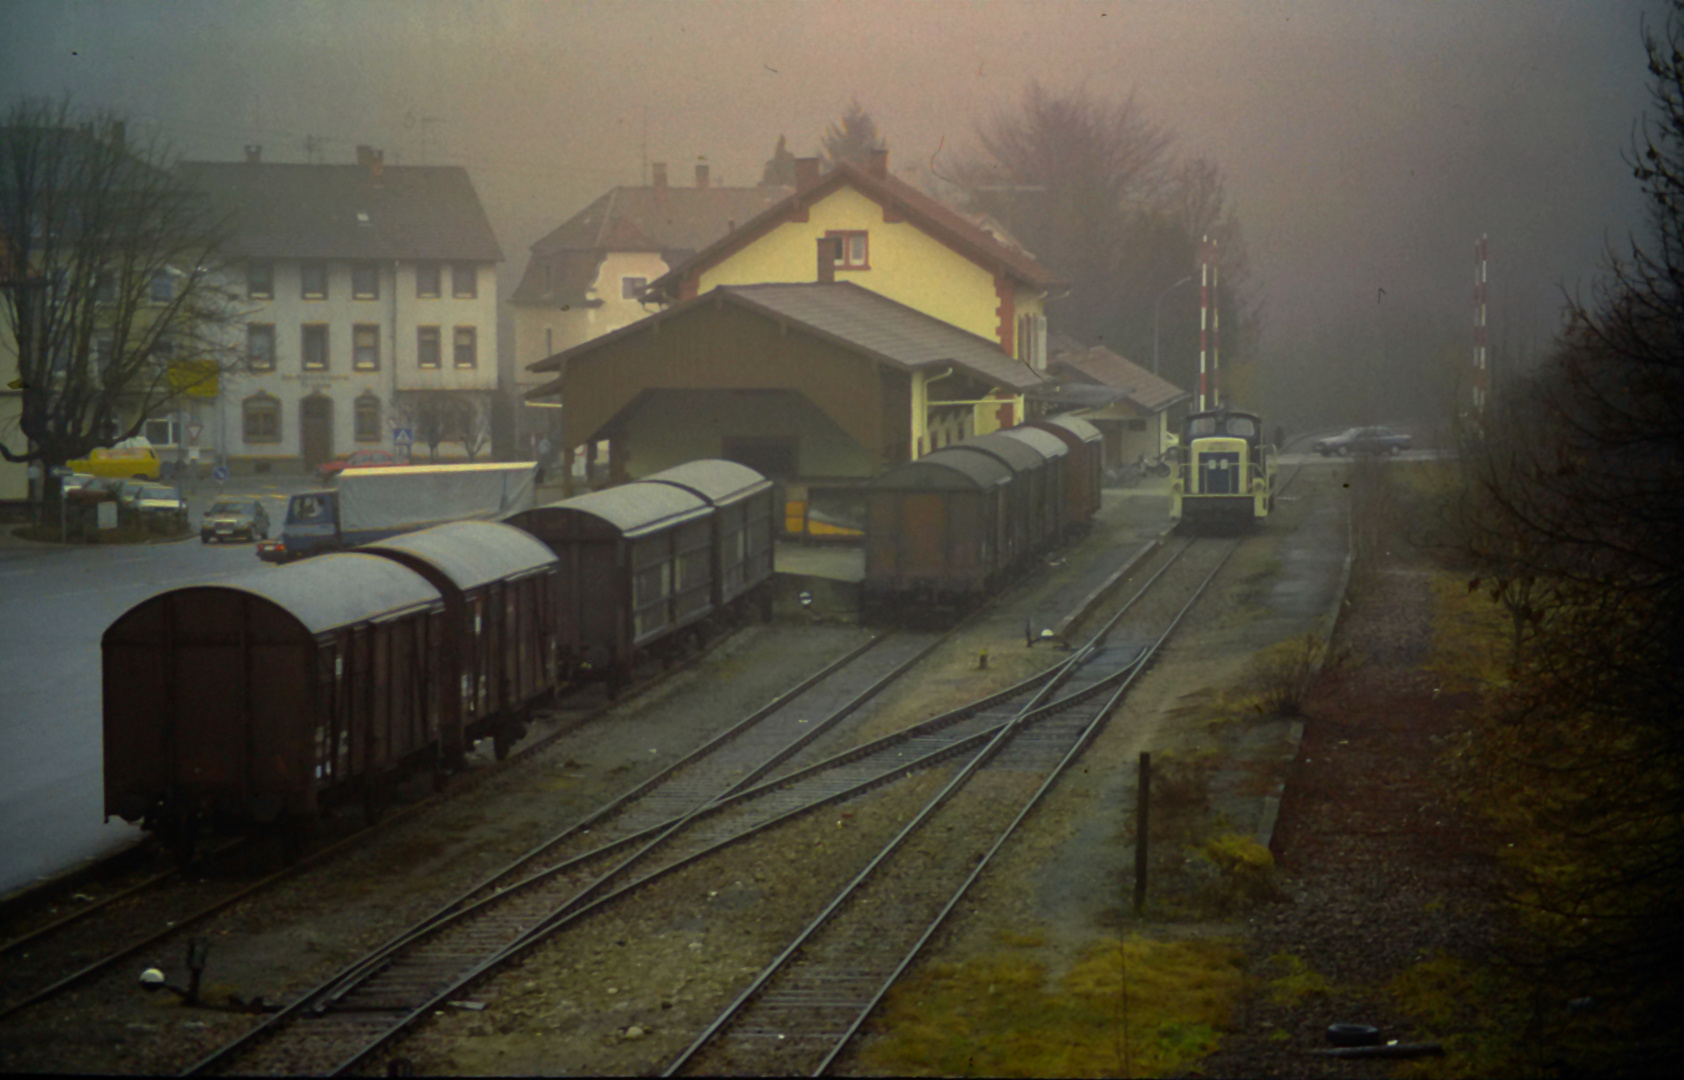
[817,236,839,284]
[867,147,889,179]
[794,156,821,191]
[695,162,710,188]
[244,144,262,165]
[651,162,668,190]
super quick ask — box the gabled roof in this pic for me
[526,281,1047,397]
[645,160,1063,301]
[511,183,793,308]
[1048,340,1190,413]
[181,162,502,262]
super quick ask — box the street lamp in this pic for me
[1152,276,1193,377]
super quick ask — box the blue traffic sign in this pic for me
[212,465,231,482]
[393,426,414,445]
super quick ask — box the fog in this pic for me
[1,0,1660,428]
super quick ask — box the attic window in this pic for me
[825,230,869,270]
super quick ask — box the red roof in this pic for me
[1049,342,1189,413]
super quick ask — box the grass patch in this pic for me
[1194,834,1282,914]
[1425,572,1509,692]
[862,935,1244,1078]
[1263,951,1331,1006]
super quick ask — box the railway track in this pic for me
[666,538,1237,1076]
[0,614,813,1031]
[179,629,953,1075]
[180,538,1176,1076]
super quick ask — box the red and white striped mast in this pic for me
[1199,234,1220,410]
[1472,235,1489,418]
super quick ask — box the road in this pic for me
[0,475,308,897]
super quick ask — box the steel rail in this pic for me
[662,539,1231,1075]
[315,546,1193,1075]
[181,631,950,1076]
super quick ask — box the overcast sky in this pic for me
[1,0,1663,366]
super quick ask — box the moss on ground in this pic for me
[859,934,1244,1078]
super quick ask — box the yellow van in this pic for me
[68,438,161,480]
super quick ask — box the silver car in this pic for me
[201,498,271,543]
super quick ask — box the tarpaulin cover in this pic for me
[338,463,538,533]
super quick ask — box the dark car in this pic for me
[1312,426,1412,456]
[201,497,271,543]
[134,484,189,532]
[318,448,404,483]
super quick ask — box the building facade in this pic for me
[184,148,502,474]
[510,163,790,452]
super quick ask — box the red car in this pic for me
[317,449,405,483]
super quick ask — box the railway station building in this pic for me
[1041,338,1190,467]
[526,151,1064,522]
[508,162,792,455]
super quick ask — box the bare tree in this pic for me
[0,98,238,514]
[1451,6,1684,1070]
[953,83,1256,395]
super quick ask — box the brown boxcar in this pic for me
[1026,414,1104,528]
[639,459,776,612]
[995,426,1071,545]
[508,483,714,690]
[103,553,446,851]
[862,447,1012,617]
[360,521,560,762]
[941,431,1050,564]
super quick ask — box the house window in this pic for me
[417,326,441,369]
[354,394,382,442]
[416,263,441,298]
[302,324,329,371]
[453,326,477,368]
[621,276,647,300]
[451,263,477,299]
[143,417,179,447]
[301,262,327,299]
[247,323,276,372]
[150,270,173,304]
[243,395,281,443]
[248,261,273,299]
[826,230,869,270]
[353,324,380,371]
[351,262,379,299]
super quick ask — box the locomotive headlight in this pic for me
[140,968,167,991]
[798,591,813,609]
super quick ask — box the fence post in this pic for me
[1134,751,1151,915]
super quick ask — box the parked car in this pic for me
[67,437,161,480]
[1312,426,1412,456]
[201,498,271,543]
[318,448,405,483]
[114,479,152,518]
[134,484,189,533]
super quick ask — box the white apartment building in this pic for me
[182,147,502,474]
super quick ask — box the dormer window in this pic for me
[826,230,869,270]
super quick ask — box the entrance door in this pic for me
[301,396,333,471]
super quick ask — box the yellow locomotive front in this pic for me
[1170,408,1275,530]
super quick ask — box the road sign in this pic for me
[212,465,231,482]
[186,424,203,445]
[393,426,413,445]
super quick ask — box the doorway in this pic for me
[301,395,334,471]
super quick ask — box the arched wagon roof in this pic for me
[872,447,1013,492]
[639,459,772,508]
[104,553,442,643]
[360,520,557,592]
